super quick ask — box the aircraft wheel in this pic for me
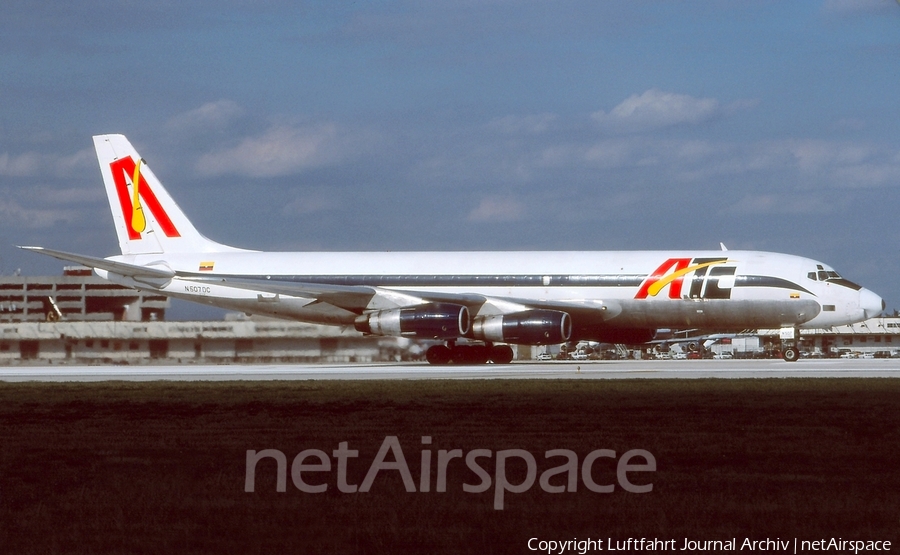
[470,346,490,365]
[451,345,489,365]
[782,347,800,362]
[489,345,514,364]
[426,345,452,365]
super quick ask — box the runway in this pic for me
[1,358,900,381]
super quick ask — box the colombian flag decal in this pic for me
[199,262,215,272]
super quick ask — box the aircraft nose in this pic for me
[860,288,885,319]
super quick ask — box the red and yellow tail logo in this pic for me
[109,157,180,240]
[635,257,730,299]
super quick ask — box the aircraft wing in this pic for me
[200,276,635,343]
[21,246,624,337]
[207,277,379,313]
[197,276,492,314]
[201,276,621,320]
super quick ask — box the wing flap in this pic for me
[205,277,377,313]
[194,279,493,316]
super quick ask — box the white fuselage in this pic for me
[100,249,883,337]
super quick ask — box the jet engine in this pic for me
[354,302,470,339]
[471,309,572,345]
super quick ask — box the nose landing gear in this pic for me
[780,326,801,362]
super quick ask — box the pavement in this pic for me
[1,358,899,381]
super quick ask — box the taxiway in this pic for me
[1,358,899,381]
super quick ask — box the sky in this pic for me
[2,0,900,317]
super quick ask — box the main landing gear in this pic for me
[425,341,515,365]
[780,326,801,362]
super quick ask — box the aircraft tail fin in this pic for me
[93,134,243,255]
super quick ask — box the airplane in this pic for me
[21,134,885,364]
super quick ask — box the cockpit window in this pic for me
[807,266,862,290]
[829,277,863,291]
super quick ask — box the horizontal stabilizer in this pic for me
[18,246,175,280]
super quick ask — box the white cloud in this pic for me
[831,163,900,188]
[0,152,41,176]
[486,113,557,135]
[723,194,834,216]
[0,199,80,229]
[833,118,866,132]
[575,135,900,191]
[592,89,722,131]
[56,148,95,174]
[281,190,340,216]
[194,124,343,178]
[27,186,104,205]
[468,195,526,222]
[782,139,900,187]
[0,148,93,178]
[787,140,871,172]
[583,139,640,168]
[165,100,244,132]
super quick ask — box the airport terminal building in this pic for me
[0,268,416,365]
[0,319,405,365]
[1,266,167,323]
